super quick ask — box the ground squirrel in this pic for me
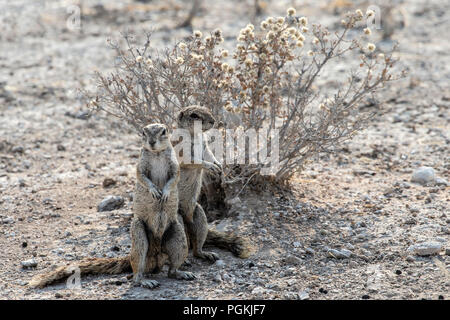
[29,124,195,289]
[175,105,252,260]
[131,123,195,287]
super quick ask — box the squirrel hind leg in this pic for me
[188,203,219,262]
[162,220,196,280]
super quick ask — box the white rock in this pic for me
[251,287,265,295]
[298,290,310,300]
[408,242,443,256]
[328,249,352,259]
[21,259,38,268]
[411,167,435,185]
[215,259,225,267]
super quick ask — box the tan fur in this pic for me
[29,124,195,289]
[28,257,131,289]
[176,105,253,260]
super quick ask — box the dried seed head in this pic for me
[313,37,320,44]
[266,31,276,40]
[213,28,222,38]
[194,30,203,38]
[296,40,304,48]
[261,21,269,30]
[221,50,229,58]
[367,43,376,52]
[277,17,285,24]
[366,9,375,18]
[175,57,184,65]
[355,9,363,18]
[299,17,308,26]
[287,7,296,16]
[364,28,371,35]
[307,50,315,56]
[136,56,143,63]
[178,42,187,50]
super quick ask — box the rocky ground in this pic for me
[0,0,448,300]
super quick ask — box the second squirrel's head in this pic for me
[141,123,171,152]
[176,105,216,133]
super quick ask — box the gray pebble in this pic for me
[408,242,443,256]
[97,195,125,212]
[411,167,435,185]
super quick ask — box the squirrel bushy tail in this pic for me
[205,229,252,259]
[28,256,131,289]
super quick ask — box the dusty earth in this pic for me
[0,0,449,300]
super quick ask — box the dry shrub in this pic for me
[90,8,404,189]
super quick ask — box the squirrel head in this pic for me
[176,105,216,133]
[141,123,171,153]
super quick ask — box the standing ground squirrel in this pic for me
[28,124,195,289]
[176,105,252,260]
[132,123,195,288]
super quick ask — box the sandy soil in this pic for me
[0,0,448,300]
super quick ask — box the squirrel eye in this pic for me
[161,128,166,136]
[190,113,199,119]
[142,130,146,137]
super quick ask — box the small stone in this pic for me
[408,242,443,256]
[251,287,265,295]
[435,177,448,186]
[319,288,328,294]
[395,270,402,275]
[362,294,370,300]
[445,248,450,256]
[293,241,301,248]
[103,178,117,188]
[285,255,301,265]
[305,247,315,255]
[57,144,66,151]
[11,146,24,153]
[97,195,124,212]
[1,217,14,224]
[328,249,351,259]
[21,242,28,248]
[406,255,415,262]
[215,260,225,268]
[213,274,222,282]
[55,292,63,298]
[298,291,309,300]
[21,259,38,269]
[411,167,435,185]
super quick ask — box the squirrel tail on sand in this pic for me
[205,229,253,259]
[28,256,131,289]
